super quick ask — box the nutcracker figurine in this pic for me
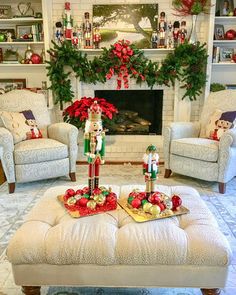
[158,11,167,48]
[55,21,63,44]
[143,144,159,195]
[151,30,158,48]
[83,12,92,48]
[71,28,78,47]
[167,22,173,49]
[63,2,73,40]
[84,101,105,195]
[173,21,180,48]
[179,21,187,44]
[93,27,101,49]
[77,26,83,49]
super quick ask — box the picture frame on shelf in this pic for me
[92,4,159,49]
[220,47,234,62]
[0,79,26,95]
[220,0,234,16]
[0,5,12,19]
[16,25,32,40]
[0,28,16,41]
[214,24,225,40]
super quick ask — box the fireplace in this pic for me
[95,90,163,135]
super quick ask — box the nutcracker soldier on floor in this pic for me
[143,144,159,196]
[84,101,105,195]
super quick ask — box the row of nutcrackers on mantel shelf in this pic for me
[55,2,189,49]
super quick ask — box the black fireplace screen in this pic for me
[95,90,163,135]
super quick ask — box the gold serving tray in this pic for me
[118,199,189,223]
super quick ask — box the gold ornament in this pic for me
[149,205,161,216]
[93,194,106,205]
[66,196,77,206]
[143,202,152,213]
[87,200,97,210]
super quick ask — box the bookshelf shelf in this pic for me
[0,18,43,23]
[0,42,44,45]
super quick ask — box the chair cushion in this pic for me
[171,138,219,162]
[14,138,68,165]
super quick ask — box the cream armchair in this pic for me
[0,90,78,193]
[164,90,236,194]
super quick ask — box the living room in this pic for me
[0,0,236,294]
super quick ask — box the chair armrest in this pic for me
[163,122,200,170]
[0,127,15,183]
[48,123,79,173]
[218,129,236,183]
[167,122,201,140]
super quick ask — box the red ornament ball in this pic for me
[171,195,182,210]
[31,53,41,64]
[65,189,75,197]
[232,54,236,63]
[225,30,236,40]
[78,197,89,207]
[131,198,141,209]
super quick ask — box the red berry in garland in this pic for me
[65,189,76,197]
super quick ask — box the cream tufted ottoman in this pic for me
[7,185,231,295]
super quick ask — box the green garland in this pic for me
[47,41,207,109]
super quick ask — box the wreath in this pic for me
[47,40,207,109]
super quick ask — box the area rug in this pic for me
[0,164,235,295]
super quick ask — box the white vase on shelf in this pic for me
[189,14,198,44]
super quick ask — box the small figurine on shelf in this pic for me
[71,27,79,48]
[158,11,167,48]
[151,30,158,48]
[55,21,64,44]
[24,45,33,61]
[83,12,92,48]
[93,27,101,49]
[84,101,105,195]
[167,22,173,49]
[179,21,187,44]
[63,2,73,40]
[77,26,83,49]
[6,32,13,42]
[173,21,180,48]
[143,144,159,196]
[222,0,230,16]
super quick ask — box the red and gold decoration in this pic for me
[118,189,189,222]
[58,186,117,218]
[225,29,236,40]
[104,40,145,90]
[118,145,189,222]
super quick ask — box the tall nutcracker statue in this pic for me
[167,21,173,49]
[77,26,83,49]
[63,2,73,40]
[83,12,92,48]
[143,144,159,196]
[173,21,180,48]
[158,11,167,48]
[84,101,105,195]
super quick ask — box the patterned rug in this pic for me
[0,164,235,295]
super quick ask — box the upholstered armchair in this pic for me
[164,90,236,194]
[0,90,78,193]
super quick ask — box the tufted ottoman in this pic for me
[7,185,231,295]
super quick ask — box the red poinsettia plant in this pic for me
[63,97,118,130]
[172,0,209,15]
[104,39,145,90]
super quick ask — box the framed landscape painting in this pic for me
[93,4,158,49]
